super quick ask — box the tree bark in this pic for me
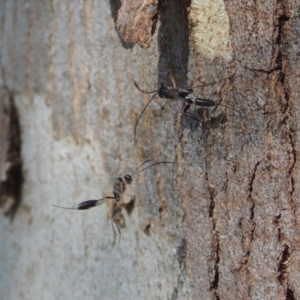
[0,0,299,299]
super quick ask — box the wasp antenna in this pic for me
[134,93,157,141]
[52,204,78,210]
[217,103,241,114]
[132,159,153,174]
[136,161,175,174]
[191,81,218,89]
[134,81,157,94]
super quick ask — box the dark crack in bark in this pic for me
[240,161,261,297]
[286,286,295,300]
[210,235,220,300]
[273,2,296,297]
[277,245,290,285]
[0,88,23,218]
[207,173,220,300]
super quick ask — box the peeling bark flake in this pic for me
[116,0,159,48]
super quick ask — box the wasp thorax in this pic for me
[124,174,132,184]
[158,84,168,98]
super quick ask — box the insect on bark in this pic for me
[133,81,241,140]
[53,159,174,251]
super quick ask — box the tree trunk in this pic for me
[0,0,299,299]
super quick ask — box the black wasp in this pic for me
[53,159,174,250]
[134,81,240,139]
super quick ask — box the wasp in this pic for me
[134,81,240,139]
[53,159,174,250]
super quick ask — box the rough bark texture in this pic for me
[0,0,300,299]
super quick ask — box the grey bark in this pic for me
[0,0,300,300]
